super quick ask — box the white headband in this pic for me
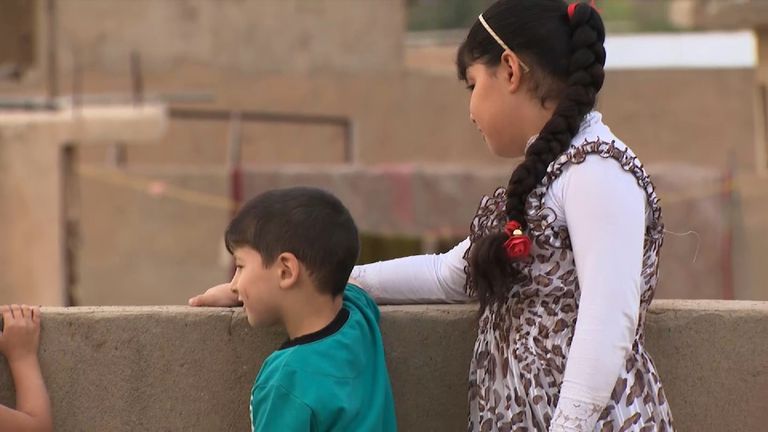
[478,14,531,73]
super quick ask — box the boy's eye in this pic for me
[466,84,475,91]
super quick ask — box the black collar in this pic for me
[279,307,350,350]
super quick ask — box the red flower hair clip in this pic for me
[503,220,531,259]
[568,0,601,19]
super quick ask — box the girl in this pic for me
[190,1,674,430]
[353,1,674,429]
[0,305,52,432]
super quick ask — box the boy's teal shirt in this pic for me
[250,283,397,432]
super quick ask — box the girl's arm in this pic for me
[190,239,474,307]
[550,158,646,431]
[350,238,473,304]
[0,305,53,432]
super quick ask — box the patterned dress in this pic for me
[465,140,674,431]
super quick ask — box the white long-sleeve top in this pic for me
[350,113,647,431]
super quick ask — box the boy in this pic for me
[210,187,396,431]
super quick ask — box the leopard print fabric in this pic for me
[465,140,674,432]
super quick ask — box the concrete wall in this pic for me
[0,301,764,431]
[671,0,768,30]
[0,105,167,306]
[75,166,230,306]
[0,0,35,71]
[600,68,756,170]
[44,0,404,75]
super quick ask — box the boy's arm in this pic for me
[188,283,242,307]
[251,384,312,432]
[0,305,52,432]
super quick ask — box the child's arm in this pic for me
[0,305,53,432]
[191,237,473,307]
[550,159,646,431]
[349,237,473,304]
[187,283,242,307]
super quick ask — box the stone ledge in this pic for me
[0,300,764,431]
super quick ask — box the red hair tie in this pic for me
[567,2,578,19]
[503,221,531,259]
[568,0,601,20]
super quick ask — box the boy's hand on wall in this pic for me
[188,283,242,307]
[0,305,41,363]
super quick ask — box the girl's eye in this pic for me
[466,84,476,91]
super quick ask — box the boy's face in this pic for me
[231,247,282,327]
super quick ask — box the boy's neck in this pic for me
[282,289,344,340]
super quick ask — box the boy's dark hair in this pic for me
[456,0,606,311]
[225,187,360,297]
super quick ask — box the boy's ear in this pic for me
[277,252,301,290]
